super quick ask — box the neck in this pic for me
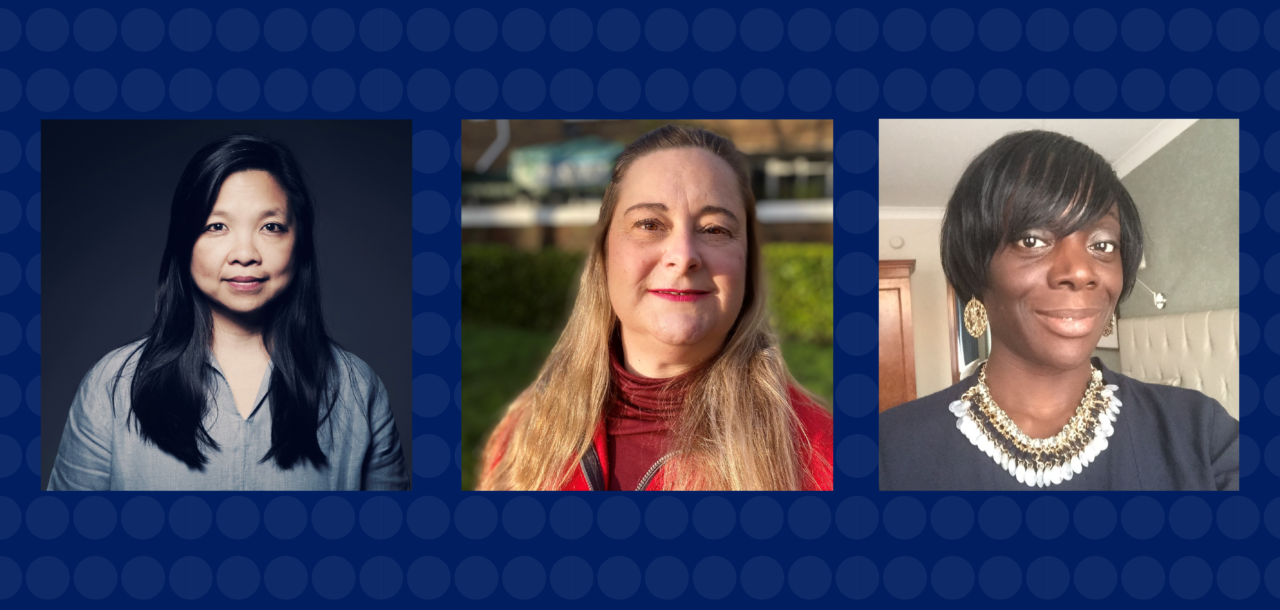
[617,326,720,378]
[210,307,267,354]
[982,347,1094,422]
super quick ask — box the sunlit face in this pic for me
[190,170,295,320]
[984,206,1123,371]
[605,148,748,361]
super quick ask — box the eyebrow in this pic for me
[622,202,740,224]
[207,208,287,221]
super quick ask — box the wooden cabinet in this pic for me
[879,260,916,412]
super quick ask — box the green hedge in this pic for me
[461,243,833,342]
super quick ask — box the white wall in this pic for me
[879,217,954,398]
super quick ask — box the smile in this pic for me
[649,289,709,302]
[225,279,266,292]
[1034,309,1100,338]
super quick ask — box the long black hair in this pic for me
[115,133,341,471]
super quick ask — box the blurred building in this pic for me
[461,119,834,251]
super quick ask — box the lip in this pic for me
[225,277,266,292]
[648,289,710,302]
[1034,308,1102,338]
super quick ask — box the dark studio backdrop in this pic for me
[40,120,413,489]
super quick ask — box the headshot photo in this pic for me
[878,119,1240,491]
[460,119,834,491]
[41,120,412,491]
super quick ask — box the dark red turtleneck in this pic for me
[606,341,688,491]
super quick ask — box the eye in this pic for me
[263,222,287,233]
[634,219,662,231]
[1091,241,1118,253]
[1018,236,1048,248]
[205,223,226,232]
[703,225,732,237]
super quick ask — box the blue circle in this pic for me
[169,8,211,52]
[692,69,734,112]
[646,556,689,600]
[26,556,68,600]
[1121,496,1165,539]
[358,556,402,600]
[0,9,17,51]
[930,496,974,540]
[501,496,545,540]
[264,69,306,112]
[693,8,734,52]
[0,374,16,415]
[979,8,1021,51]
[1218,8,1259,51]
[931,556,973,600]
[788,556,830,600]
[1219,68,1260,112]
[546,68,594,112]
[169,556,212,600]
[644,496,688,539]
[215,496,258,540]
[789,68,831,112]
[883,556,925,599]
[1267,315,1280,354]
[74,556,116,600]
[0,255,16,294]
[692,556,735,599]
[360,8,401,51]
[24,436,37,476]
[1269,10,1280,50]
[1121,556,1164,599]
[121,69,165,112]
[262,496,306,539]
[311,496,354,540]
[598,68,640,112]
[1269,71,1280,111]
[407,68,450,112]
[413,373,449,418]
[979,556,1021,599]
[1026,496,1069,539]
[1026,8,1069,51]
[73,496,116,539]
[455,68,498,112]
[979,68,1021,112]
[1218,496,1260,539]
[169,496,211,540]
[1269,136,1280,175]
[74,8,116,51]
[216,68,259,112]
[1169,496,1212,539]
[1268,497,1280,538]
[169,68,212,112]
[412,434,450,478]
[836,312,876,355]
[216,556,259,600]
[836,434,877,478]
[1240,372,1259,417]
[121,557,164,600]
[741,8,783,52]
[837,556,878,599]
[1241,186,1259,230]
[312,557,354,600]
[598,556,641,600]
[413,131,449,176]
[25,133,38,172]
[312,8,354,51]
[121,496,164,539]
[23,377,34,415]
[597,8,639,52]
[456,8,498,52]
[26,8,68,52]
[883,68,926,112]
[413,191,450,235]
[359,496,402,540]
[883,8,925,52]
[550,8,591,51]
[407,9,449,51]
[26,496,68,540]
[1169,556,1212,599]
[741,496,784,539]
[1122,8,1164,51]
[691,496,735,539]
[121,8,163,51]
[740,69,783,112]
[359,68,402,112]
[455,496,497,540]
[499,556,543,600]
[837,68,878,112]
[1074,8,1116,51]
[789,8,831,52]
[1074,68,1117,111]
[1073,496,1117,539]
[1074,556,1117,599]
[598,496,640,539]
[26,69,69,112]
[0,315,17,356]
[646,8,687,52]
[882,496,925,539]
[549,557,592,599]
[0,70,18,111]
[932,68,974,112]
[455,379,462,409]
[836,374,876,417]
[1027,68,1069,111]
[312,68,354,112]
[498,9,545,53]
[1219,556,1259,600]
[500,69,544,113]
[74,68,117,112]
[740,557,783,599]
[836,252,874,296]
[836,130,876,175]
[217,8,258,51]
[1242,313,1259,355]
[405,557,448,600]
[0,496,18,539]
[1242,434,1259,477]
[1026,556,1069,599]
[1169,9,1212,51]
[550,495,592,539]
[837,8,877,51]
[931,8,973,51]
[0,436,16,475]
[645,69,687,111]
[263,557,306,599]
[406,496,449,539]
[0,135,15,174]
[1265,253,1280,294]
[1122,68,1165,111]
[788,496,831,539]
[264,9,306,51]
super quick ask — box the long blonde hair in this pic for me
[478,125,817,491]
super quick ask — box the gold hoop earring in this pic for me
[1103,313,1115,337]
[963,297,988,338]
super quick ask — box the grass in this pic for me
[460,322,833,490]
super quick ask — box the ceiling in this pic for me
[878,119,1198,214]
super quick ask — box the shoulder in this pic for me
[329,345,382,392]
[881,377,977,441]
[82,339,148,387]
[1104,368,1234,429]
[788,387,832,441]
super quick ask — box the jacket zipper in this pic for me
[579,449,678,491]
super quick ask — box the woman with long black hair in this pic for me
[48,134,408,491]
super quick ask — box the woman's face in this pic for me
[190,170,295,320]
[605,148,748,362]
[984,205,1123,371]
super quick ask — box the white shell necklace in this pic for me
[950,364,1120,488]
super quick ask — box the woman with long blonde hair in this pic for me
[479,125,833,491]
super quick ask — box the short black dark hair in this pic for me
[940,129,1145,304]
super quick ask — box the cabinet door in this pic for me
[878,261,916,411]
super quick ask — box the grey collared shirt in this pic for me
[48,340,409,491]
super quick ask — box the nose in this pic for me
[1048,233,1097,290]
[662,224,702,273]
[227,229,261,267]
